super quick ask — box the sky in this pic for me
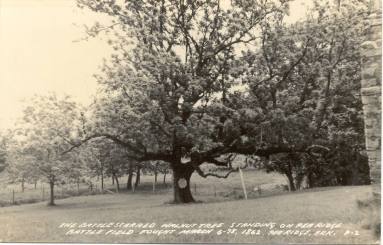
[0,0,311,130]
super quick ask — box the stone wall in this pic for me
[360,0,381,195]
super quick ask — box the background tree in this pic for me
[3,131,40,191]
[236,0,370,190]
[0,131,10,174]
[14,93,82,205]
[79,139,109,192]
[6,151,37,192]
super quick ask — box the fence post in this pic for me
[12,189,15,205]
[239,167,248,200]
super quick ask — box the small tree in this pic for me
[15,93,82,205]
[5,131,40,191]
[6,152,37,192]
[0,132,8,173]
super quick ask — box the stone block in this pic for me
[362,65,379,79]
[361,48,382,58]
[362,41,379,50]
[361,86,382,96]
[366,139,381,150]
[369,18,382,28]
[365,128,380,137]
[369,30,382,42]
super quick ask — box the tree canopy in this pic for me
[67,0,370,203]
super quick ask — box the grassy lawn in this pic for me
[0,169,287,206]
[0,179,376,244]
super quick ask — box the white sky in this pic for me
[0,0,311,130]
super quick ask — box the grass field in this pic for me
[0,169,288,206]
[0,169,377,244]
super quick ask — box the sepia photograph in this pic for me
[0,0,381,244]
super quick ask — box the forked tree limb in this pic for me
[194,166,237,179]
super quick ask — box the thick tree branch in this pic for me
[62,133,144,155]
[195,166,236,179]
[62,132,173,162]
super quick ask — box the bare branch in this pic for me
[61,133,144,155]
[195,166,236,179]
[150,120,171,137]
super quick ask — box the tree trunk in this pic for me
[112,176,115,185]
[295,173,305,191]
[21,178,25,192]
[307,172,314,188]
[48,180,55,206]
[134,166,141,188]
[351,151,360,185]
[172,164,195,203]
[163,171,167,185]
[286,173,296,192]
[115,177,120,192]
[77,178,80,194]
[137,166,141,184]
[100,162,104,191]
[34,180,37,189]
[154,162,158,184]
[153,164,156,193]
[153,165,157,192]
[127,163,134,190]
[113,173,120,192]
